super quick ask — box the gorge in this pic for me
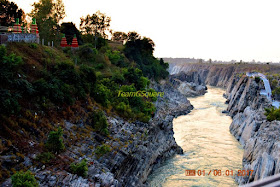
[163,62,280,186]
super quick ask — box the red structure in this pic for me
[71,34,79,49]
[31,18,39,35]
[13,18,21,34]
[60,34,68,48]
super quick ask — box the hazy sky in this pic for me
[12,0,280,62]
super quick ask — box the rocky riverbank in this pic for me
[168,63,280,185]
[1,76,207,187]
[224,75,280,184]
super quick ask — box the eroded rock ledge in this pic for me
[2,76,203,187]
[224,75,280,185]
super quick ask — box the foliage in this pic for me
[0,45,24,115]
[255,77,260,83]
[29,43,38,49]
[60,22,83,45]
[77,43,97,63]
[112,31,128,43]
[0,0,25,26]
[90,110,109,135]
[70,159,88,177]
[29,0,65,44]
[45,127,65,154]
[265,107,280,122]
[35,152,55,164]
[124,34,169,80]
[92,83,112,107]
[11,171,39,187]
[95,144,111,158]
[105,50,121,65]
[0,89,21,115]
[80,11,111,38]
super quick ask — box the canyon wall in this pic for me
[169,63,280,185]
[1,75,207,187]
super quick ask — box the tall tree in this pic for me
[60,22,82,45]
[112,31,128,43]
[0,0,25,26]
[127,31,140,42]
[80,11,111,48]
[29,0,65,44]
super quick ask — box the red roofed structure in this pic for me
[71,34,79,49]
[60,34,68,48]
[13,18,21,34]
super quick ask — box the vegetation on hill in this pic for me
[0,0,170,182]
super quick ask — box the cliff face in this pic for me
[1,78,195,187]
[169,71,207,97]
[224,76,280,184]
[170,64,236,88]
[169,63,280,185]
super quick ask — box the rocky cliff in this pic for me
[1,78,198,187]
[169,63,280,185]
[169,71,207,97]
[224,75,280,185]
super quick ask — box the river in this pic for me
[148,86,243,187]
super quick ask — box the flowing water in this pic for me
[148,86,243,187]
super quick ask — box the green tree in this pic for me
[265,107,280,122]
[45,127,65,154]
[90,110,109,135]
[30,0,65,44]
[80,11,111,48]
[127,31,140,42]
[11,171,39,187]
[70,159,88,177]
[60,22,82,44]
[112,31,128,43]
[0,0,25,26]
[95,144,111,158]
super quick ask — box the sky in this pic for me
[12,0,280,62]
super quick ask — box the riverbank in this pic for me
[148,86,243,186]
[1,75,207,186]
[168,63,280,185]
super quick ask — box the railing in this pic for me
[240,173,280,187]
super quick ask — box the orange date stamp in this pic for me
[185,169,254,177]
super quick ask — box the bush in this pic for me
[11,171,39,187]
[106,50,121,65]
[91,110,109,135]
[116,102,133,118]
[265,107,280,121]
[95,144,111,158]
[70,159,88,177]
[0,89,21,114]
[45,127,65,154]
[255,77,261,83]
[92,84,111,107]
[35,152,55,164]
[29,43,38,49]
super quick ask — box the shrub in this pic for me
[35,152,55,164]
[45,127,65,154]
[106,50,121,65]
[0,89,21,114]
[95,144,111,158]
[92,84,111,107]
[91,110,109,136]
[265,107,280,122]
[11,171,39,187]
[29,43,38,49]
[70,159,88,177]
[116,102,133,118]
[255,77,261,83]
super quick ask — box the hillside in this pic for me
[0,39,171,185]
